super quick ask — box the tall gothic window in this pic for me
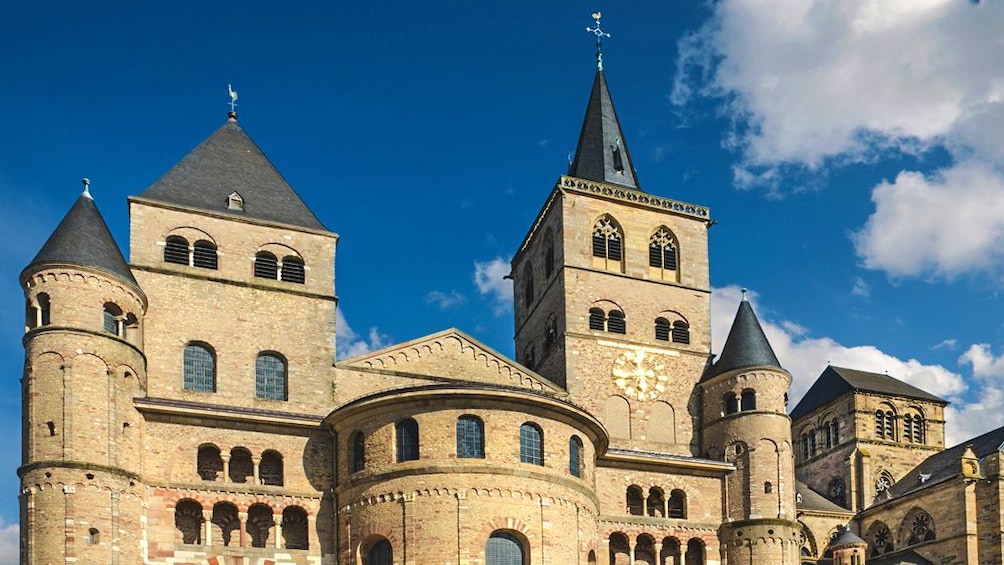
[183,343,216,392]
[543,229,555,279]
[457,415,485,459]
[396,418,419,462]
[255,352,287,401]
[649,227,679,276]
[592,215,623,271]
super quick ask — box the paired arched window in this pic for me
[875,407,895,439]
[801,431,817,460]
[365,539,393,565]
[519,423,543,466]
[649,227,679,276]
[569,435,583,478]
[253,251,305,283]
[164,236,218,269]
[247,504,274,548]
[103,303,123,336]
[486,532,526,565]
[396,418,419,462]
[589,307,626,334]
[212,502,240,547]
[457,415,485,459]
[904,412,925,444]
[647,487,665,517]
[672,321,690,344]
[192,240,218,269]
[260,450,284,486]
[255,352,287,401]
[183,343,216,392]
[282,256,305,284]
[545,315,558,349]
[592,215,623,271]
[655,317,671,341]
[823,418,839,448]
[349,431,365,473]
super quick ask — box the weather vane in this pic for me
[586,12,611,71]
[228,84,239,113]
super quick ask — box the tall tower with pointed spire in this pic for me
[512,19,713,455]
[700,295,801,563]
[19,185,148,564]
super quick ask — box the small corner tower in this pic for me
[699,294,801,563]
[511,14,713,456]
[20,181,148,564]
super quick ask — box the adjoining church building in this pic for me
[17,27,1004,565]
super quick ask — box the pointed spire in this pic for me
[138,119,326,231]
[25,187,138,287]
[567,67,641,190]
[705,293,781,380]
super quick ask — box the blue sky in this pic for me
[2,1,1004,556]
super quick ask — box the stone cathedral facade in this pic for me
[18,54,1004,565]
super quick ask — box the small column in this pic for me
[252,456,261,485]
[238,511,248,547]
[221,454,231,483]
[202,510,213,546]
[274,514,283,549]
[654,542,663,565]
[602,538,611,565]
[629,540,636,564]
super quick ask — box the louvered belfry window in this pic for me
[254,252,278,279]
[607,310,626,334]
[164,236,189,265]
[649,227,678,271]
[592,216,622,261]
[281,256,305,284]
[192,241,218,270]
[655,318,671,341]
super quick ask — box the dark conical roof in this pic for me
[705,297,781,381]
[829,527,866,547]
[568,70,641,190]
[139,117,326,231]
[25,191,137,287]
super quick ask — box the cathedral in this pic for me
[17,33,1004,565]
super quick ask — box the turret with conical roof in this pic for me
[700,295,800,564]
[20,185,148,564]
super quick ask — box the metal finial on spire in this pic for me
[741,288,748,301]
[227,84,239,119]
[586,12,610,71]
[81,177,92,199]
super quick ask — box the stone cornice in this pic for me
[134,397,324,431]
[559,176,711,221]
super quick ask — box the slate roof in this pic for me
[24,191,138,287]
[138,116,326,231]
[829,528,865,547]
[703,297,781,381]
[790,366,946,420]
[796,480,852,513]
[869,550,933,565]
[886,424,1004,500]
[567,70,641,190]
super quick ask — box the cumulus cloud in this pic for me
[336,307,389,359]
[711,285,982,443]
[473,257,513,316]
[852,162,1004,278]
[0,518,17,565]
[425,290,467,309]
[960,343,1004,380]
[675,1,1004,278]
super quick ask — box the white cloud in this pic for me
[473,257,513,316]
[425,290,467,309]
[960,343,1004,380]
[851,277,870,298]
[335,307,389,360]
[0,518,17,565]
[944,387,1004,447]
[932,339,957,351]
[712,285,975,443]
[852,161,1004,278]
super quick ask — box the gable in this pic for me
[338,329,560,393]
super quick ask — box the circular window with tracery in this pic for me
[908,512,936,545]
[869,524,892,557]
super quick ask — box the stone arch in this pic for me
[174,499,203,545]
[648,401,676,444]
[901,506,936,546]
[247,503,275,548]
[626,485,644,515]
[282,505,309,550]
[608,532,630,565]
[211,502,240,547]
[604,395,631,440]
[865,520,894,557]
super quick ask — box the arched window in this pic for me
[569,435,583,478]
[260,450,283,486]
[607,310,626,334]
[609,533,630,564]
[88,528,100,545]
[281,506,309,550]
[211,502,240,547]
[876,407,895,439]
[457,415,485,459]
[724,393,739,415]
[254,251,278,279]
[685,538,704,565]
[197,444,223,481]
[588,308,605,331]
[875,471,894,497]
[649,227,679,274]
[740,389,756,411]
[626,485,644,515]
[192,240,218,269]
[592,215,623,270]
[828,476,846,506]
[281,256,305,284]
[229,447,253,483]
[349,431,365,473]
[904,413,925,444]
[37,293,51,326]
[545,315,558,349]
[247,504,274,548]
[647,487,666,517]
[519,423,543,466]
[669,489,687,518]
[764,481,773,494]
[183,343,216,392]
[365,538,393,565]
[174,499,203,544]
[867,521,893,557]
[164,235,189,265]
[255,352,288,401]
[544,229,555,279]
[830,419,840,445]
[103,303,123,336]
[655,317,671,341]
[522,266,534,309]
[801,432,813,460]
[396,418,419,462]
[486,531,526,565]
[905,509,936,545]
[672,321,690,344]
